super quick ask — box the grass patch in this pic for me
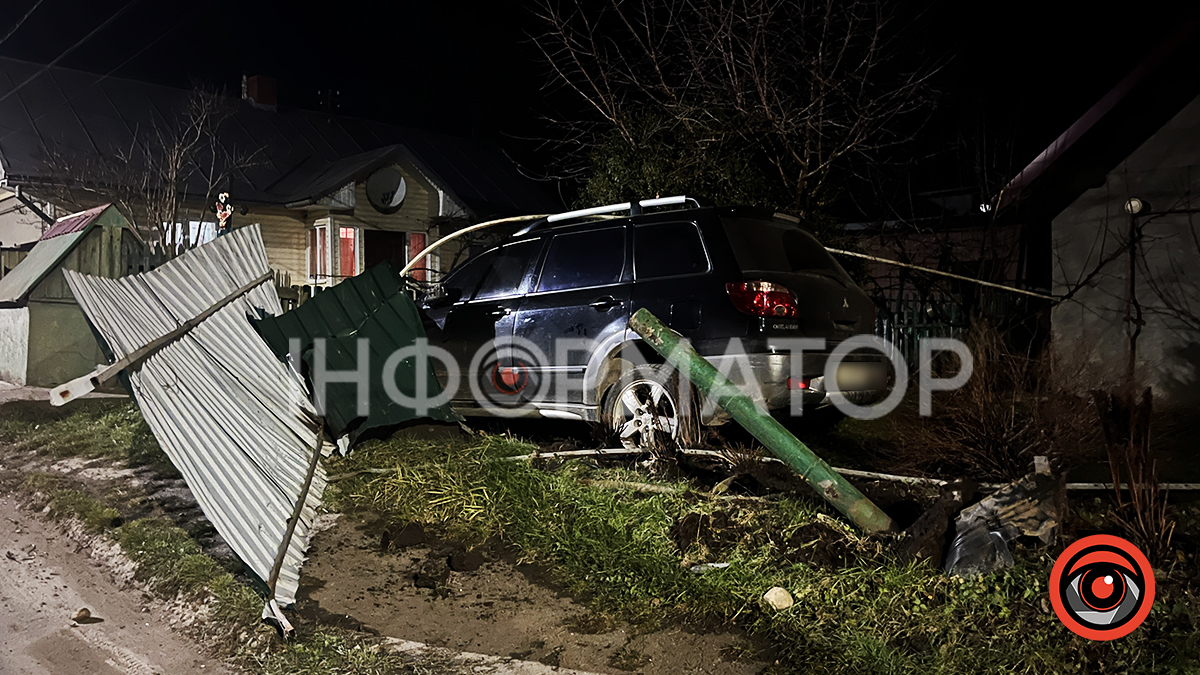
[325,433,1200,675]
[256,632,411,675]
[0,400,175,474]
[47,488,123,531]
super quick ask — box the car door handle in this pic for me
[589,296,618,311]
[487,307,512,318]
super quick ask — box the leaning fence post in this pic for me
[628,308,894,534]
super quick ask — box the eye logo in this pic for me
[1050,535,1154,640]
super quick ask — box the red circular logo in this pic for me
[1049,534,1154,640]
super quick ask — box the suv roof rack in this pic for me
[514,195,701,235]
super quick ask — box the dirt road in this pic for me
[0,495,232,674]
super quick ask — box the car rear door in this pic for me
[628,220,722,348]
[513,225,631,406]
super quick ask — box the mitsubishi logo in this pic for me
[842,297,849,309]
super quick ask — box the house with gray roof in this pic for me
[0,57,559,295]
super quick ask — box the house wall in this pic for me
[1052,92,1200,408]
[249,165,454,288]
[0,192,50,248]
[255,211,308,284]
[0,306,28,385]
[25,300,108,387]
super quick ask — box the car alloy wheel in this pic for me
[612,377,681,449]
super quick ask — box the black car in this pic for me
[419,198,888,449]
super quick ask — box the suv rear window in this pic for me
[722,217,850,280]
[634,222,709,279]
[537,227,626,292]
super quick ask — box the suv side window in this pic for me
[474,240,541,300]
[440,248,497,302]
[634,222,709,279]
[537,227,626,292]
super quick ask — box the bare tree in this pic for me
[533,0,937,211]
[43,85,259,249]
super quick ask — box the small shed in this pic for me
[0,204,140,386]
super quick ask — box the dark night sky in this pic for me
[0,0,1195,191]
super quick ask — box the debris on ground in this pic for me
[944,459,1066,576]
[689,562,731,573]
[763,587,794,610]
[897,480,978,565]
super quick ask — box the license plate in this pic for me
[835,362,886,391]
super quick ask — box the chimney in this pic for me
[242,74,277,111]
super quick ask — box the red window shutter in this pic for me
[409,232,426,281]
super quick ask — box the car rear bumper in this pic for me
[702,351,888,422]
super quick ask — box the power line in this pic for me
[0,0,46,50]
[0,6,202,148]
[0,0,144,108]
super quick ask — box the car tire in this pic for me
[600,363,701,450]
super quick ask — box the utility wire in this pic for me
[0,0,143,107]
[0,6,201,148]
[0,0,46,50]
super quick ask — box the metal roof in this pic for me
[0,229,85,303]
[62,224,324,605]
[0,203,117,303]
[253,261,460,447]
[0,56,560,218]
[39,203,107,239]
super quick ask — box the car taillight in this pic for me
[725,281,799,318]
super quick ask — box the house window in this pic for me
[308,223,329,281]
[339,226,359,277]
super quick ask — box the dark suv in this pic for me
[419,199,887,448]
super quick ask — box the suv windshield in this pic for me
[722,217,850,281]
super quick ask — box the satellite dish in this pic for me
[365,167,407,214]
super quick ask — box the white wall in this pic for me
[0,192,48,247]
[0,306,29,386]
[1052,93,1200,407]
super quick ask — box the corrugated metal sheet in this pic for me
[0,229,86,303]
[253,261,459,446]
[39,203,107,240]
[62,224,324,605]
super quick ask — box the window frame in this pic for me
[632,221,712,281]
[307,220,332,283]
[472,238,544,301]
[531,225,629,295]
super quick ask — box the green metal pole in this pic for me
[629,308,895,534]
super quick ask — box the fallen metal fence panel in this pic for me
[61,225,323,605]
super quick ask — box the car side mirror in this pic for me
[426,286,462,309]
